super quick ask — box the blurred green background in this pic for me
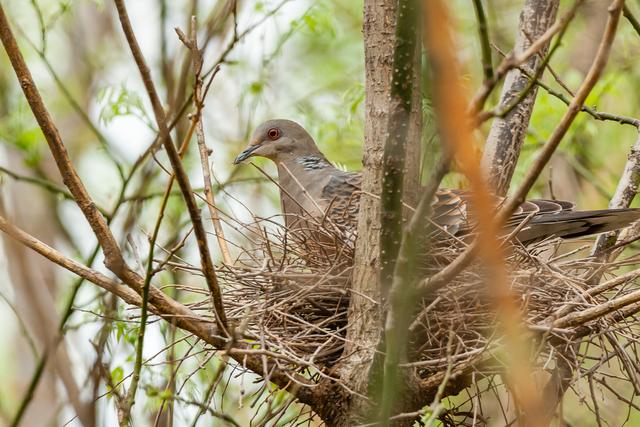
[1,0,640,425]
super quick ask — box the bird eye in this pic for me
[267,128,280,140]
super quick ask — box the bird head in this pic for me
[233,119,322,164]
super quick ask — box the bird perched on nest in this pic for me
[234,119,640,244]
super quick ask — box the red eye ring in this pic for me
[267,128,280,140]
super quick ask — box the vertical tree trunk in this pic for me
[378,0,420,419]
[404,43,422,207]
[481,0,559,195]
[330,2,395,424]
[379,0,419,297]
[326,1,422,425]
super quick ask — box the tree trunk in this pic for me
[325,0,422,425]
[404,41,422,207]
[481,0,559,196]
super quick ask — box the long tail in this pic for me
[517,208,640,243]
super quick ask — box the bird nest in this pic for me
[204,213,640,422]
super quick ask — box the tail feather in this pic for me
[516,208,640,243]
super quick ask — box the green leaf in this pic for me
[97,84,153,129]
[249,81,265,95]
[111,366,124,385]
[116,322,125,343]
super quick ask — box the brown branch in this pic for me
[112,0,227,330]
[497,0,624,224]
[553,284,640,328]
[0,213,211,342]
[165,0,290,140]
[417,243,477,295]
[118,101,205,425]
[0,214,318,404]
[0,3,129,278]
[0,215,144,310]
[550,267,640,320]
[468,0,583,116]
[178,18,233,266]
[512,60,640,128]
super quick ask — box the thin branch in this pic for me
[498,0,624,224]
[472,0,493,81]
[112,0,227,330]
[468,0,582,116]
[118,46,223,421]
[179,17,233,265]
[553,284,640,329]
[0,3,130,278]
[417,243,477,295]
[166,0,292,139]
[511,60,640,128]
[623,3,640,36]
[0,166,109,218]
[119,141,192,425]
[488,9,567,122]
[0,215,144,308]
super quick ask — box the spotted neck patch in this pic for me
[295,155,329,170]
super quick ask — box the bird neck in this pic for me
[276,152,331,172]
[274,153,334,194]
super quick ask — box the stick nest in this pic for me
[193,214,640,423]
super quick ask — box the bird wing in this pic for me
[314,173,638,243]
[432,189,580,238]
[320,171,362,229]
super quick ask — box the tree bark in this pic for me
[481,0,559,196]
[328,2,394,423]
[379,0,419,298]
[378,0,420,421]
[404,42,423,207]
[325,0,422,425]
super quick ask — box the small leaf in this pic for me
[111,366,124,384]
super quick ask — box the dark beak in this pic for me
[233,145,259,164]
